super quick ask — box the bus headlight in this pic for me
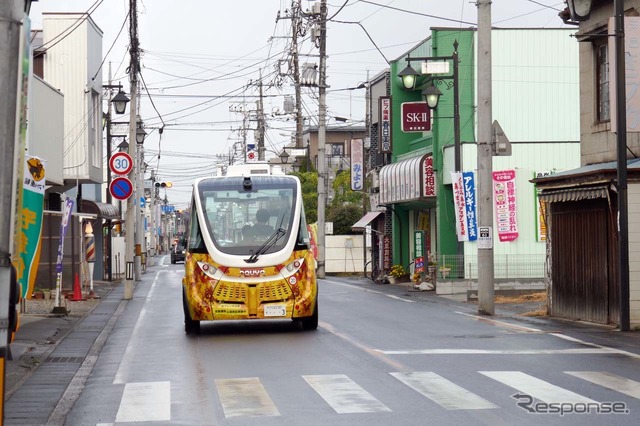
[285,258,304,273]
[198,261,220,279]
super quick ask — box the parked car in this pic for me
[171,244,186,264]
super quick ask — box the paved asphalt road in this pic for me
[5,257,640,425]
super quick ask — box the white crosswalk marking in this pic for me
[390,372,498,410]
[566,371,640,399]
[480,371,597,403]
[115,381,171,423]
[215,377,280,418]
[303,374,391,413]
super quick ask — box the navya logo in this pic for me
[240,269,265,277]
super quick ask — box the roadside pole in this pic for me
[0,0,25,417]
[476,0,495,315]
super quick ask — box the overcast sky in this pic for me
[29,0,569,208]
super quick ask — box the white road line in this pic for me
[551,333,640,360]
[115,381,171,423]
[215,378,280,418]
[377,348,619,355]
[566,371,640,399]
[455,311,542,333]
[303,374,391,414]
[390,371,497,410]
[323,279,415,303]
[480,371,597,404]
[113,271,161,384]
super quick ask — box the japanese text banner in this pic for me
[493,169,519,242]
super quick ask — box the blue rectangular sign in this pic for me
[463,171,477,241]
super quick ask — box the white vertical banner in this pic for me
[450,171,469,241]
[350,139,364,191]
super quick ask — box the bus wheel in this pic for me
[300,302,318,331]
[182,290,200,335]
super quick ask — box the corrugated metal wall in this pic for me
[488,29,579,142]
[550,198,617,324]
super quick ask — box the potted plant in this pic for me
[33,288,44,299]
[388,264,409,284]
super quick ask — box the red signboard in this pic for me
[383,236,391,270]
[401,102,430,132]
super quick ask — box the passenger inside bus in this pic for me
[252,208,274,237]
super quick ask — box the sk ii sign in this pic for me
[401,102,430,132]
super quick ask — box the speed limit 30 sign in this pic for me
[109,152,133,175]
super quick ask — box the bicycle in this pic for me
[365,260,386,284]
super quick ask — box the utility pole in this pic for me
[149,168,156,261]
[257,80,265,161]
[124,0,139,299]
[135,89,145,280]
[292,1,303,148]
[476,0,494,315]
[1,1,22,414]
[316,0,327,278]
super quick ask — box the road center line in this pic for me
[320,321,409,371]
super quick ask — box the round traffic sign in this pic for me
[109,177,133,200]
[109,152,133,175]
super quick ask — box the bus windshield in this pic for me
[196,177,297,256]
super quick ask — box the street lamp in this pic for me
[104,86,130,205]
[279,149,290,164]
[397,40,461,174]
[136,124,147,145]
[565,0,593,21]
[111,89,130,115]
[422,84,443,109]
[103,86,129,283]
[565,0,630,331]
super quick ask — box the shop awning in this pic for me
[537,185,609,203]
[81,199,120,220]
[351,211,383,231]
[379,154,436,204]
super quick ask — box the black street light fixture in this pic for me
[398,40,461,174]
[111,89,130,115]
[279,149,290,164]
[136,125,147,145]
[117,140,129,152]
[422,84,443,109]
[565,0,630,331]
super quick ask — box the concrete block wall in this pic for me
[324,235,368,274]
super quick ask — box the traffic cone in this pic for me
[71,273,83,301]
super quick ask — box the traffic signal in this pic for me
[154,181,173,188]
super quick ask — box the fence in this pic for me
[422,254,546,280]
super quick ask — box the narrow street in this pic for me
[7,260,640,425]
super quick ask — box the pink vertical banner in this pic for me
[450,172,468,242]
[493,170,519,242]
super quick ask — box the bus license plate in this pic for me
[264,304,286,317]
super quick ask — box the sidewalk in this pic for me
[5,279,121,400]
